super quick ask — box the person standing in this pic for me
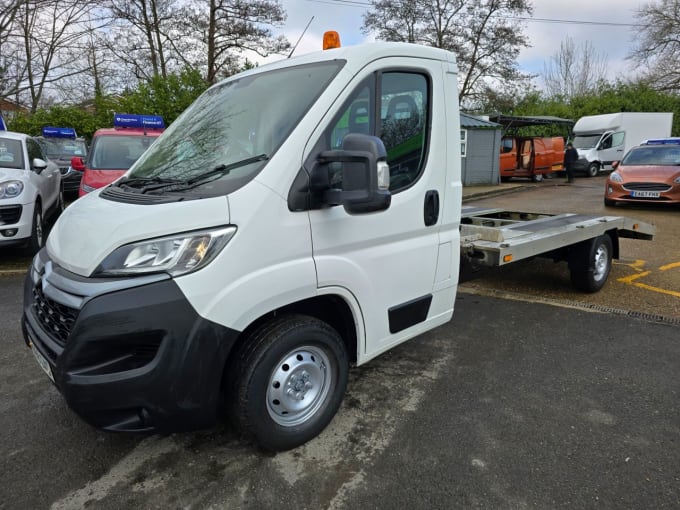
[563,142,579,184]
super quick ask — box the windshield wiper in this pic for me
[116,176,182,190]
[186,153,269,185]
[140,153,269,194]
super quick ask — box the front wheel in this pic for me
[531,173,544,183]
[24,203,44,255]
[569,234,613,293]
[586,162,599,177]
[225,314,349,451]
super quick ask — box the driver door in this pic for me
[307,61,448,359]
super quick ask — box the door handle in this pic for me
[424,190,439,226]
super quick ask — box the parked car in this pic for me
[36,126,88,200]
[604,137,680,206]
[0,131,63,252]
[76,114,164,197]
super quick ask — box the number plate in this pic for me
[631,190,660,198]
[30,342,54,383]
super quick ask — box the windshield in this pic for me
[622,145,680,166]
[0,138,25,169]
[89,134,158,170]
[572,135,601,149]
[126,60,345,196]
[40,138,87,159]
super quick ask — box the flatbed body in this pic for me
[460,206,655,266]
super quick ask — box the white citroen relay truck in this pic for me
[23,41,462,450]
[22,39,654,451]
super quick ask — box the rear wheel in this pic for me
[226,314,349,451]
[586,162,599,177]
[569,234,613,293]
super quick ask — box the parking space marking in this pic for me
[616,259,680,299]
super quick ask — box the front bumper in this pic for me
[605,181,680,205]
[61,169,83,195]
[22,250,239,432]
[0,200,35,244]
[571,158,590,172]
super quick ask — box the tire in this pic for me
[226,314,349,451]
[604,198,616,207]
[24,202,44,255]
[569,234,613,293]
[531,173,544,183]
[586,162,599,177]
[500,176,511,183]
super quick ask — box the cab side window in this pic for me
[379,73,428,190]
[611,131,625,148]
[325,71,429,192]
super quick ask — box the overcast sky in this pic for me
[264,0,645,85]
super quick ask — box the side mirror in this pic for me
[32,158,48,174]
[311,133,391,214]
[612,161,620,170]
[70,156,85,172]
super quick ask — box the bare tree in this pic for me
[362,0,533,107]
[3,0,101,111]
[629,0,680,92]
[180,0,290,84]
[0,0,25,99]
[542,36,609,99]
[103,0,182,81]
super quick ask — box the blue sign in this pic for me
[113,113,165,129]
[42,126,77,138]
[642,138,680,145]
[0,114,6,131]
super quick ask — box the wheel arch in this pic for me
[227,293,360,369]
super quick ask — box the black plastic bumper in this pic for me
[23,268,239,433]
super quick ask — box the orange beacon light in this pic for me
[323,31,341,50]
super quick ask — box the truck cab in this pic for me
[77,114,164,197]
[22,41,462,450]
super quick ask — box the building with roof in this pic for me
[459,113,502,185]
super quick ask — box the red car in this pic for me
[75,114,164,197]
[605,138,680,206]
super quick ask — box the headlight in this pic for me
[674,176,680,184]
[0,180,24,199]
[94,226,237,277]
[609,172,623,183]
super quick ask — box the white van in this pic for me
[571,112,673,176]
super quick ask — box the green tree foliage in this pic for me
[510,81,680,136]
[117,68,209,124]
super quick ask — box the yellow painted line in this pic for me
[659,261,680,272]
[617,271,651,284]
[614,259,648,272]
[625,282,680,299]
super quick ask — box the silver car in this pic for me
[0,131,63,253]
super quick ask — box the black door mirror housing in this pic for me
[311,133,391,214]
